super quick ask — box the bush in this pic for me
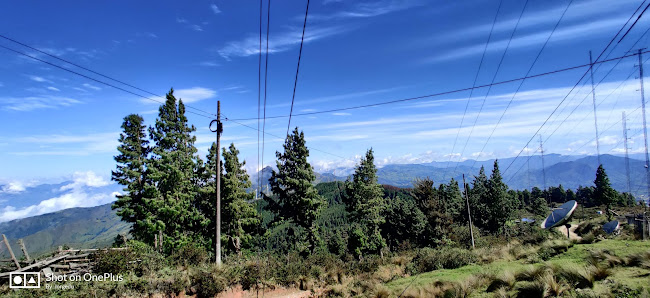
[190,267,227,298]
[408,247,476,274]
[93,249,132,275]
[448,224,482,249]
[93,241,165,277]
[172,244,208,266]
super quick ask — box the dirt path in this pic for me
[556,224,581,240]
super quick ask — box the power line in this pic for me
[0,43,214,119]
[618,1,650,43]
[510,29,650,179]
[502,2,650,176]
[286,0,311,137]
[443,0,504,182]
[258,0,264,191]
[538,23,650,144]
[469,0,574,170]
[262,0,271,188]
[0,35,216,118]
[227,52,647,122]
[451,0,530,178]
[223,114,345,159]
[506,104,645,186]
[539,0,650,138]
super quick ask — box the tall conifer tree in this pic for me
[264,127,324,253]
[112,114,153,242]
[345,148,386,258]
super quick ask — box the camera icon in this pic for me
[9,272,41,289]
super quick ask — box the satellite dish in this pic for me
[602,220,620,234]
[541,200,578,229]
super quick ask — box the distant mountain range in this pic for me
[251,154,649,197]
[0,203,129,259]
[1,153,648,258]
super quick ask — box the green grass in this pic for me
[385,240,650,295]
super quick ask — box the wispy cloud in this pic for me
[266,86,405,109]
[47,86,60,92]
[199,61,220,67]
[426,17,627,63]
[28,75,52,83]
[442,0,636,41]
[0,95,82,111]
[82,83,102,91]
[141,87,216,104]
[310,0,423,21]
[332,112,351,116]
[210,4,221,14]
[177,17,204,32]
[9,132,120,156]
[217,25,348,59]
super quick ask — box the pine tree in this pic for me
[147,89,205,252]
[345,148,386,258]
[594,165,616,220]
[264,127,324,254]
[196,142,222,252]
[221,143,261,256]
[486,160,513,234]
[470,166,489,230]
[441,178,464,223]
[112,114,153,242]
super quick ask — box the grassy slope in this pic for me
[385,240,650,296]
[0,203,130,258]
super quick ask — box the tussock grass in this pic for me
[487,271,515,292]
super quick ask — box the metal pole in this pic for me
[638,49,650,209]
[463,174,475,249]
[216,101,222,265]
[623,112,632,194]
[590,51,601,166]
[540,135,548,204]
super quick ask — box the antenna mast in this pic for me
[623,112,632,194]
[590,51,601,166]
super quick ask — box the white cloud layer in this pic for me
[0,171,117,222]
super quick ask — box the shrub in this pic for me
[408,247,476,274]
[190,267,227,298]
[93,249,131,275]
[171,244,208,266]
[578,232,596,244]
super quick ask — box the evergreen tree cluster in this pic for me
[112,89,260,255]
[113,95,636,259]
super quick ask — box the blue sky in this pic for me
[1,0,650,188]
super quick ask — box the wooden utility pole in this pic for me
[18,239,30,263]
[463,174,475,249]
[2,234,20,269]
[214,101,223,265]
